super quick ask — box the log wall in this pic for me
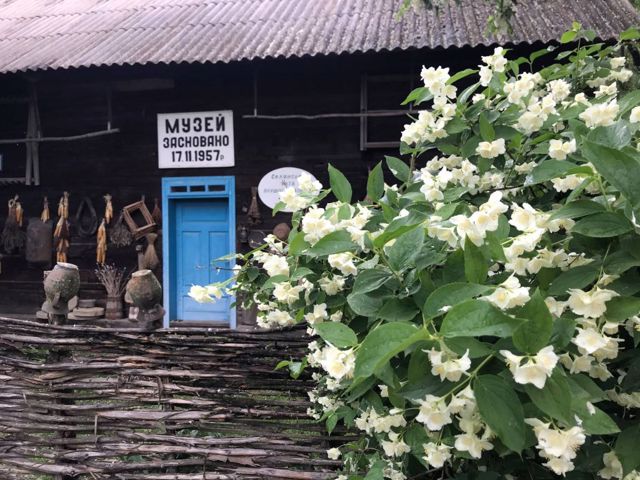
[0,316,343,479]
[0,45,504,313]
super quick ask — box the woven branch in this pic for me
[0,316,340,479]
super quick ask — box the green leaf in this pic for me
[548,264,599,296]
[479,113,496,141]
[525,370,572,424]
[378,298,419,322]
[385,156,410,182]
[464,237,488,284]
[605,296,640,322]
[314,322,357,348]
[512,289,553,354]
[386,226,425,272]
[404,423,432,468]
[582,140,640,208]
[615,424,640,475]
[328,164,352,203]
[367,162,385,202]
[347,292,384,317]
[306,230,356,256]
[440,299,524,338]
[619,90,640,116]
[352,269,393,295]
[574,403,620,435]
[474,375,526,453]
[424,283,492,317]
[444,337,494,359]
[571,212,633,238]
[620,27,640,41]
[401,86,432,106]
[561,29,578,44]
[364,460,385,480]
[548,200,606,221]
[290,267,314,280]
[587,121,631,149]
[353,322,430,382]
[448,68,478,85]
[527,160,576,185]
[288,231,311,255]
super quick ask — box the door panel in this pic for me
[175,198,232,322]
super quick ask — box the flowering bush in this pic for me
[191,25,640,480]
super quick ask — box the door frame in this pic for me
[161,176,236,328]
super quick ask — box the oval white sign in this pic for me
[258,167,316,212]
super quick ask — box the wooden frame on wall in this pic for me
[122,200,156,239]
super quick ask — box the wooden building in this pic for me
[0,0,636,326]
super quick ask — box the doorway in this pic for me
[162,176,235,327]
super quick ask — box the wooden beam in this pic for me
[0,128,120,144]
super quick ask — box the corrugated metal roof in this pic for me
[0,0,636,73]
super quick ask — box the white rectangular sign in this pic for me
[157,110,235,169]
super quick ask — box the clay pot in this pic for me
[105,296,124,320]
[126,269,162,310]
[43,262,80,314]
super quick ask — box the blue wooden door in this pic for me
[175,198,232,322]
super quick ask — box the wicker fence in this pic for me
[0,317,342,479]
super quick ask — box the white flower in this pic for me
[516,110,545,134]
[381,432,411,458]
[416,395,452,431]
[552,174,584,193]
[548,79,571,102]
[476,138,506,159]
[595,83,618,98]
[427,348,471,382]
[261,254,289,277]
[526,418,585,476]
[599,451,623,480]
[273,282,304,305]
[567,287,618,318]
[548,139,577,160]
[630,106,640,123]
[279,186,309,212]
[423,442,452,468]
[483,276,530,310]
[509,203,541,232]
[328,253,357,276]
[421,66,451,96]
[450,214,485,246]
[188,285,215,303]
[482,46,508,72]
[500,346,558,389]
[318,275,345,295]
[304,303,328,324]
[297,173,322,195]
[262,309,295,328]
[454,432,493,459]
[573,327,609,354]
[318,344,355,380]
[472,93,486,104]
[479,65,493,87]
[302,207,335,244]
[326,447,341,460]
[579,99,619,128]
[611,57,627,69]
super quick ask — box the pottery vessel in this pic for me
[43,262,80,314]
[126,269,162,310]
[105,296,124,320]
